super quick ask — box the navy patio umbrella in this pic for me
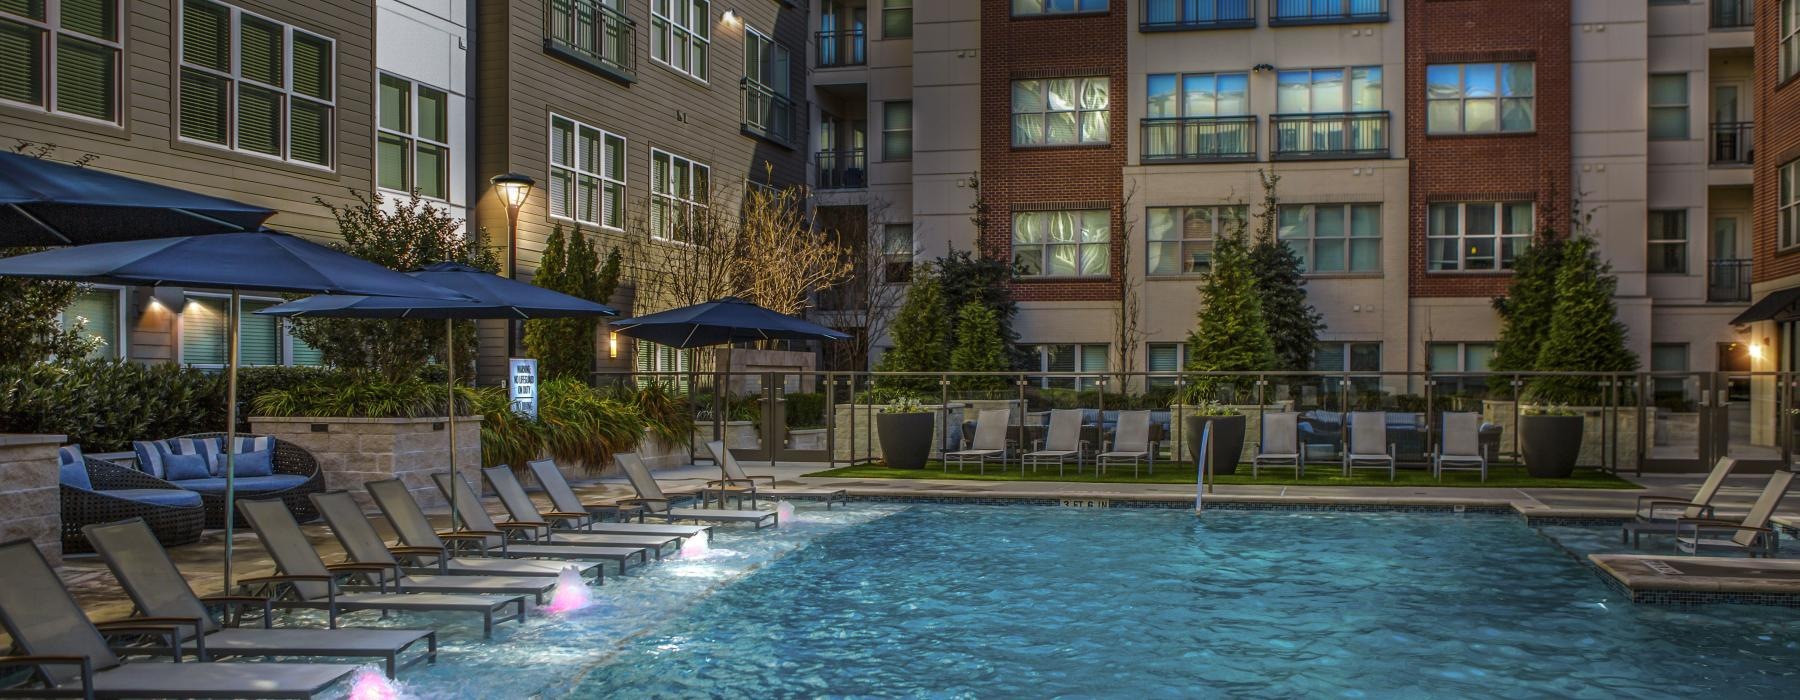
[0,151,275,245]
[0,231,472,588]
[259,261,618,527]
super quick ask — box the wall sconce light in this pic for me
[1750,341,1767,361]
[721,9,739,25]
[608,331,619,359]
[1252,63,1276,73]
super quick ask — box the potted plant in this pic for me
[1519,403,1583,478]
[1184,400,1245,476]
[877,396,934,469]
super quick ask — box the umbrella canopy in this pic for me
[608,296,850,348]
[0,152,275,245]
[255,262,618,319]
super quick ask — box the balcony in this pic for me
[1140,116,1258,163]
[1709,259,1752,303]
[1711,0,1753,29]
[1711,121,1755,165]
[1268,0,1387,26]
[543,0,636,84]
[1140,0,1256,31]
[817,29,866,69]
[1270,111,1389,160]
[741,80,798,148]
[816,149,867,190]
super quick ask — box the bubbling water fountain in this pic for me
[347,666,401,700]
[775,499,795,526]
[681,533,713,558]
[544,565,593,614]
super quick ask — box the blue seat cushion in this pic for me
[103,488,203,508]
[161,452,213,481]
[173,474,310,494]
[58,445,91,490]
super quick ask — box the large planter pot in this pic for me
[877,412,935,468]
[1520,415,1584,478]
[1185,415,1245,475]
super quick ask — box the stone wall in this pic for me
[0,434,63,567]
[1481,401,1649,469]
[833,403,967,463]
[251,416,481,510]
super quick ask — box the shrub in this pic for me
[0,248,94,367]
[612,381,694,446]
[1527,234,1638,404]
[1184,212,1275,399]
[251,372,462,419]
[0,360,225,451]
[948,301,1009,392]
[1247,171,1324,371]
[524,225,621,380]
[537,379,644,472]
[460,385,542,471]
[784,391,826,429]
[874,269,949,395]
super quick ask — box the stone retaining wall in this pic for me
[251,416,481,509]
[0,434,63,566]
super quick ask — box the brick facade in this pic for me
[1404,0,1572,298]
[1754,0,1800,283]
[978,2,1127,302]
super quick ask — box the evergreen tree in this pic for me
[524,226,620,380]
[1185,216,1276,399]
[936,248,1027,369]
[1491,226,1568,373]
[874,267,950,395]
[1247,171,1324,371]
[948,301,1008,392]
[1527,234,1639,403]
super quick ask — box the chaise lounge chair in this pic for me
[1623,457,1738,547]
[362,478,605,582]
[432,472,653,573]
[944,408,1011,474]
[1432,412,1488,482]
[1251,412,1302,478]
[524,459,713,540]
[703,441,850,508]
[1098,410,1157,477]
[58,446,204,554]
[1675,470,1794,558]
[1342,411,1395,480]
[483,466,683,558]
[0,538,359,698]
[82,518,435,678]
[309,491,562,605]
[615,453,779,529]
[1021,410,1087,477]
[235,498,528,638]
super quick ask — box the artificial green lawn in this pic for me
[802,462,1641,489]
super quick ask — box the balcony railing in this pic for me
[741,80,798,147]
[1268,0,1387,26]
[1711,121,1755,165]
[1141,116,1258,163]
[817,29,866,68]
[1709,258,1752,303]
[1711,0,1754,29]
[544,0,636,83]
[816,149,867,190]
[1140,0,1256,31]
[1271,111,1389,160]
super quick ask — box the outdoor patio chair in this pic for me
[1252,412,1303,478]
[1022,409,1087,476]
[1675,470,1794,558]
[58,447,203,554]
[362,478,605,582]
[1622,457,1738,547]
[614,453,780,529]
[431,472,653,573]
[155,433,325,529]
[945,408,1013,474]
[1342,411,1396,480]
[82,518,436,678]
[309,491,562,604]
[0,538,359,699]
[704,440,850,508]
[484,466,683,558]
[1098,410,1157,478]
[1432,412,1488,482]
[524,459,713,540]
[235,498,528,639]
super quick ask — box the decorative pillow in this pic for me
[204,436,273,476]
[132,441,167,479]
[220,449,274,478]
[57,445,91,490]
[161,451,213,481]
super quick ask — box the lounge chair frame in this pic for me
[702,442,850,508]
[1431,412,1487,482]
[1341,411,1396,480]
[1251,412,1303,478]
[1021,409,1088,476]
[1622,457,1737,546]
[944,408,1013,474]
[1097,410,1157,477]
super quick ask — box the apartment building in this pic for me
[1737,0,1800,442]
[822,0,1758,396]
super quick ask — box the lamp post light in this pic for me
[491,172,535,356]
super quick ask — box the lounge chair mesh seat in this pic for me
[523,460,712,540]
[1432,412,1488,482]
[61,456,204,554]
[1097,410,1157,477]
[310,491,562,604]
[700,443,849,507]
[945,408,1012,473]
[1341,412,1395,480]
[1251,412,1302,478]
[179,433,326,529]
[1020,410,1086,477]
[360,477,605,582]
[432,472,653,572]
[485,466,683,557]
[1676,470,1794,558]
[1623,457,1737,546]
[0,538,358,699]
[616,453,779,528]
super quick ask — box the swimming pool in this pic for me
[378,504,1800,698]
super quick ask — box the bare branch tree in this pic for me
[1114,181,1144,391]
[623,182,740,314]
[735,170,854,316]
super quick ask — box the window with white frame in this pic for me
[650,0,708,81]
[1275,66,1382,114]
[882,101,912,161]
[58,287,124,360]
[882,223,914,282]
[1030,343,1108,390]
[1647,210,1687,274]
[1144,72,1251,159]
[1427,201,1533,271]
[1277,204,1380,273]
[650,148,709,243]
[1424,62,1534,134]
[882,0,912,38]
[549,114,626,230]
[0,0,120,122]
[180,295,317,366]
[1428,341,1494,392]
[178,0,334,166]
[1783,0,1798,81]
[1147,342,1186,387]
[1312,342,1380,372]
[1782,159,1800,249]
[1011,77,1110,146]
[1012,0,1108,15]
[1648,73,1689,141]
[1013,209,1110,278]
[633,338,690,390]
[377,74,450,201]
[1146,205,1243,276]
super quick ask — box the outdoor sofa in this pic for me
[57,445,204,554]
[131,433,324,528]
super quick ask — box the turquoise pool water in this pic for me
[373,505,1800,698]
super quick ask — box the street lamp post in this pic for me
[491,172,535,356]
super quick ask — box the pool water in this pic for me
[375,505,1800,698]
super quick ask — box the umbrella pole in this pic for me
[446,318,460,533]
[223,288,240,591]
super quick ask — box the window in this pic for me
[1030,344,1108,390]
[1783,159,1800,249]
[549,115,625,229]
[1312,342,1380,372]
[1278,204,1380,273]
[1427,201,1533,271]
[178,0,334,166]
[883,0,912,38]
[1783,0,1798,81]
[650,0,709,81]
[58,287,123,360]
[1424,62,1534,134]
[377,74,450,200]
[1143,0,1253,27]
[180,295,313,366]
[882,101,912,161]
[882,224,914,282]
[1648,73,1689,140]
[1147,342,1185,387]
[545,0,632,72]
[634,339,690,390]
[1012,0,1108,16]
[1144,72,1251,159]
[1650,343,1689,403]
[650,148,709,243]
[1013,209,1110,278]
[741,25,792,142]
[1275,67,1382,114]
[1428,342,1494,393]
[0,0,120,121]
[1146,205,1244,276]
[1648,210,1687,274]
[1012,77,1110,146]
